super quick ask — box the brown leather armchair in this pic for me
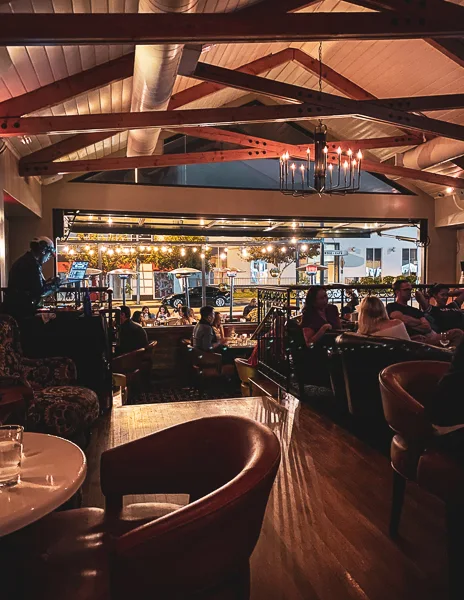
[6,415,281,600]
[380,361,464,599]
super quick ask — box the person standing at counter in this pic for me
[2,236,60,320]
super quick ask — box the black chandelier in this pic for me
[279,43,363,196]
[279,125,363,196]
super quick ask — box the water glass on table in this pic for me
[0,425,24,487]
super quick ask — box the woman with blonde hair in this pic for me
[358,296,410,340]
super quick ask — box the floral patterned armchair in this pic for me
[0,314,99,445]
[0,314,77,389]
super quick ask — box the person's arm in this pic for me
[389,310,432,333]
[332,306,342,329]
[453,289,464,306]
[415,290,430,311]
[303,323,332,346]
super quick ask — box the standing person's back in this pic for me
[118,306,148,355]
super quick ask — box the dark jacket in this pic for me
[119,319,148,355]
[2,252,46,318]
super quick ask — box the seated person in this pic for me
[341,289,359,320]
[212,311,225,340]
[156,305,170,321]
[301,285,341,346]
[358,296,409,340]
[132,310,143,324]
[426,339,464,463]
[416,284,464,338]
[193,305,224,351]
[118,305,148,355]
[243,298,257,319]
[141,306,155,320]
[388,279,462,346]
[177,304,196,325]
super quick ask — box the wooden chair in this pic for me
[380,361,464,600]
[6,416,281,600]
[234,357,257,397]
[112,347,146,404]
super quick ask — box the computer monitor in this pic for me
[67,261,89,282]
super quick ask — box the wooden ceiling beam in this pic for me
[348,0,464,68]
[372,94,464,112]
[1,105,350,137]
[175,126,422,153]
[18,132,120,168]
[0,13,463,45]
[168,48,293,110]
[292,48,376,101]
[192,63,464,141]
[0,53,134,118]
[20,145,464,189]
[19,148,281,176]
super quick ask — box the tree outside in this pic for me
[239,238,320,284]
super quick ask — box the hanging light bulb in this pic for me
[291,237,297,244]
[301,244,308,252]
[220,252,227,260]
[168,247,173,254]
[130,248,135,254]
[192,247,197,253]
[266,245,273,252]
[84,245,90,251]
[64,246,69,253]
[200,218,205,226]
[261,248,267,254]
[161,246,167,253]
[281,246,287,253]
[153,246,158,252]
[116,247,122,254]
[107,248,114,256]
[139,245,145,251]
[89,249,95,256]
[181,248,186,257]
[108,217,113,225]
[200,252,205,259]
[101,246,107,253]
[69,248,75,256]
[242,248,248,257]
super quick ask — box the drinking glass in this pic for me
[242,334,248,345]
[0,425,24,486]
[440,332,450,348]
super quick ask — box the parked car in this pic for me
[162,285,230,308]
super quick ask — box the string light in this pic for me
[161,246,168,253]
[200,253,205,258]
[181,248,186,256]
[242,248,248,257]
[200,219,205,226]
[261,248,267,254]
[88,250,95,256]
[139,245,145,251]
[116,247,122,254]
[69,249,75,256]
[107,248,114,256]
[266,245,273,252]
[192,247,197,253]
[130,248,135,254]
[301,244,308,251]
[446,187,455,193]
[64,246,69,253]
[153,246,158,252]
[291,237,297,244]
[108,217,113,225]
[101,246,107,252]
[84,245,90,251]
[220,252,227,260]
[281,246,287,253]
[168,247,173,254]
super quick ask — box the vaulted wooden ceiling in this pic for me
[0,0,464,197]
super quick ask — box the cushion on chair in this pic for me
[6,503,182,600]
[27,385,99,438]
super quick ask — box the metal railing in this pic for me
[255,283,463,389]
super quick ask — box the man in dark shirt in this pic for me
[118,306,148,355]
[418,284,464,333]
[193,305,223,351]
[243,298,257,319]
[386,279,433,338]
[2,236,60,320]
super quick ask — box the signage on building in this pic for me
[324,250,345,256]
[305,265,318,274]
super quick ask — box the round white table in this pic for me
[0,432,87,537]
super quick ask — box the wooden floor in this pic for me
[82,395,448,600]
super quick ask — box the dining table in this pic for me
[0,432,87,537]
[222,337,257,360]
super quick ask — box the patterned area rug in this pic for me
[131,379,242,405]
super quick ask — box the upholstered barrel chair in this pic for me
[0,314,99,444]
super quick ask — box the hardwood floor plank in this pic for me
[82,395,447,600]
